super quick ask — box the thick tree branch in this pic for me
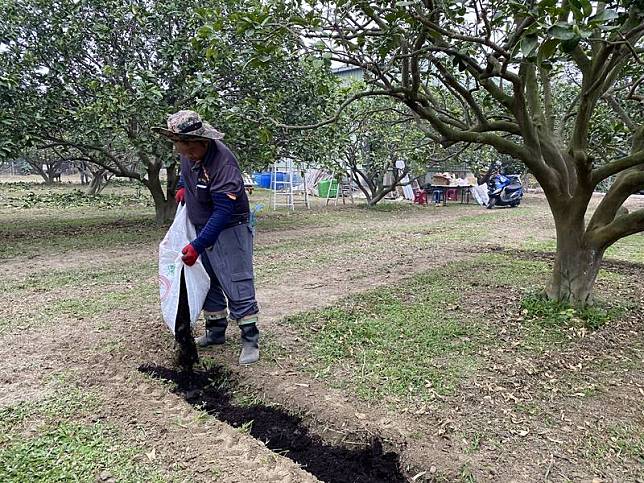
[603,95,637,131]
[39,137,141,180]
[589,206,644,249]
[558,91,581,138]
[588,169,644,235]
[432,60,487,125]
[570,46,591,76]
[521,63,547,135]
[540,67,555,133]
[406,101,547,180]
[592,150,644,186]
[412,13,509,57]
[267,90,405,130]
[468,121,522,135]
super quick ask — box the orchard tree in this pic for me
[0,0,207,222]
[0,0,340,222]
[332,94,434,205]
[193,56,341,171]
[21,149,65,184]
[218,0,644,306]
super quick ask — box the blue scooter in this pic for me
[487,173,523,208]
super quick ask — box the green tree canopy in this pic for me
[0,0,340,222]
[329,93,435,205]
[215,0,644,306]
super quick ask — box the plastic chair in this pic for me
[413,189,427,205]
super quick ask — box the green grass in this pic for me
[232,393,264,408]
[458,464,477,483]
[1,188,153,209]
[254,207,534,281]
[255,207,352,232]
[0,388,165,482]
[252,190,495,233]
[519,292,626,351]
[583,423,644,466]
[0,183,440,261]
[277,253,637,403]
[0,179,147,197]
[0,422,164,482]
[255,229,367,256]
[0,208,155,233]
[466,253,550,287]
[0,389,99,440]
[521,293,624,330]
[0,261,157,293]
[462,431,483,454]
[523,235,644,264]
[0,203,164,259]
[0,274,158,333]
[0,181,164,259]
[0,254,158,333]
[48,279,157,317]
[283,265,484,401]
[522,237,556,252]
[605,233,644,263]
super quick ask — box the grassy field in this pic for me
[0,386,164,482]
[1,180,642,482]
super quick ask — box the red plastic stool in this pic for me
[413,190,427,205]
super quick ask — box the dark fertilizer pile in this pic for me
[139,364,406,483]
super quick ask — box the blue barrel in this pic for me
[252,173,262,186]
[260,172,271,188]
[272,172,288,190]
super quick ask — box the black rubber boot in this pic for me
[239,323,260,365]
[195,317,228,347]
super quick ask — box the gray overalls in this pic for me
[200,222,258,324]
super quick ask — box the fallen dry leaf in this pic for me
[145,448,156,461]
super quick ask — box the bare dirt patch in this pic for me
[0,302,321,482]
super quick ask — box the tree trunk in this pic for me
[34,168,53,184]
[146,164,176,224]
[545,208,604,308]
[365,166,408,207]
[349,166,375,205]
[154,198,177,225]
[367,185,397,206]
[166,162,179,199]
[88,169,109,195]
[88,177,102,195]
[78,162,91,185]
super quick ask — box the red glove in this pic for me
[175,187,186,205]
[181,243,199,266]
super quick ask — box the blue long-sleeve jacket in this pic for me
[190,192,235,253]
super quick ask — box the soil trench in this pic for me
[139,364,406,483]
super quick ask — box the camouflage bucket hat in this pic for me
[152,110,224,141]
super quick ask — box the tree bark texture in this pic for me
[145,164,177,224]
[546,209,604,307]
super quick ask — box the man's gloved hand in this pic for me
[181,243,199,266]
[175,187,186,205]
